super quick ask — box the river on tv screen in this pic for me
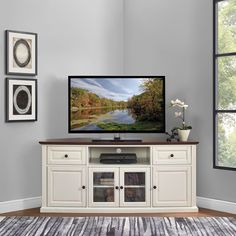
[70,77,165,132]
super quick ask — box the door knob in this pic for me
[115,186,119,190]
[120,186,124,190]
[153,186,157,189]
[82,186,86,189]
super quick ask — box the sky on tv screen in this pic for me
[71,78,147,101]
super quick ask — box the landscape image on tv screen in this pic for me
[69,77,165,132]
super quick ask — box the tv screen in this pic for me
[69,76,165,133]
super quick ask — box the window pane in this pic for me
[217,56,236,110]
[217,0,236,54]
[217,113,236,168]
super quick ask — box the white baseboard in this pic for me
[0,196,235,214]
[197,196,236,214]
[0,197,41,214]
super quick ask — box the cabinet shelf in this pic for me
[93,185,114,188]
[124,185,145,188]
[88,146,151,166]
[92,185,146,188]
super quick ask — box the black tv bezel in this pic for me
[68,76,166,133]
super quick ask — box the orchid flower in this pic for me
[171,99,188,108]
[170,99,192,130]
[175,112,182,117]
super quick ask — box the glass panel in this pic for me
[124,172,145,186]
[217,113,236,168]
[217,0,236,54]
[93,172,115,203]
[93,172,114,186]
[93,187,114,202]
[217,56,236,110]
[124,188,145,202]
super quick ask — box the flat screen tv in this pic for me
[69,76,165,133]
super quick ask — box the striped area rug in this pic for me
[0,216,235,235]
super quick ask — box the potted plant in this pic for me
[170,99,192,141]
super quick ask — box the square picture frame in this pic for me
[6,30,37,76]
[6,78,37,122]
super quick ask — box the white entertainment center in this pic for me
[40,138,198,213]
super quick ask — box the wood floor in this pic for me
[1,208,236,218]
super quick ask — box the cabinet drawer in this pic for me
[48,146,86,165]
[152,146,191,165]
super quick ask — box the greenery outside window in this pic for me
[214,0,236,169]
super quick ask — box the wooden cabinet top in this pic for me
[39,138,199,145]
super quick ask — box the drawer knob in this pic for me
[170,154,174,158]
[82,186,86,189]
[153,186,157,189]
[64,154,68,158]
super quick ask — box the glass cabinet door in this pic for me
[89,168,119,207]
[120,168,150,207]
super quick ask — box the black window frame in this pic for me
[213,0,236,171]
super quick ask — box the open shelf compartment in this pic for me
[88,146,151,165]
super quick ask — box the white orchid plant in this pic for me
[170,99,192,130]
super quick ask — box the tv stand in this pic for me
[92,133,142,143]
[92,138,142,143]
[39,138,198,213]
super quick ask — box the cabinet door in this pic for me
[48,166,86,207]
[152,166,191,207]
[120,168,150,207]
[89,168,119,207]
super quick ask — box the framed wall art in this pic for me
[6,30,37,76]
[6,78,37,122]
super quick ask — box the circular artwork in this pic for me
[13,39,31,67]
[13,85,32,115]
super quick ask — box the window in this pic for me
[214,0,236,169]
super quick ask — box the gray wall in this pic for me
[0,0,124,201]
[124,0,236,202]
[1,0,236,203]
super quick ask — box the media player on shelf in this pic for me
[99,153,137,164]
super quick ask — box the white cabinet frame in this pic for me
[41,143,198,213]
